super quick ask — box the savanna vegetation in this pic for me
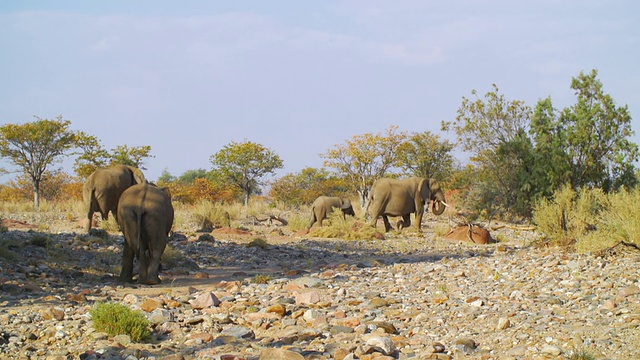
[1,69,638,252]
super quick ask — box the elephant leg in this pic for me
[119,242,135,283]
[382,215,393,232]
[137,239,150,284]
[146,239,166,285]
[414,210,424,233]
[397,214,411,231]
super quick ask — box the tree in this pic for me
[210,140,284,206]
[322,125,408,210]
[74,141,153,179]
[531,69,639,192]
[398,131,456,180]
[443,85,534,218]
[0,116,89,208]
[269,167,351,206]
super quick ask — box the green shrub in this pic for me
[28,234,51,248]
[534,185,640,252]
[90,302,151,342]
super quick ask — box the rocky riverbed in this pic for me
[0,215,639,360]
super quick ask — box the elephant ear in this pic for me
[132,168,146,184]
[340,198,352,209]
[417,178,430,202]
[161,187,172,199]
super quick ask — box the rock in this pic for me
[259,348,305,359]
[364,336,396,356]
[189,292,221,309]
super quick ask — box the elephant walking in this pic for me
[117,183,174,285]
[368,177,447,233]
[309,196,355,228]
[82,165,146,233]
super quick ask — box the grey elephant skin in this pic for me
[82,165,146,233]
[117,183,174,285]
[368,177,446,232]
[309,196,355,228]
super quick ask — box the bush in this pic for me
[90,302,151,342]
[533,185,640,252]
[192,200,231,230]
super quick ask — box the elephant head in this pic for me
[428,178,447,215]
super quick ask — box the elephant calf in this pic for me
[309,196,355,228]
[117,183,174,285]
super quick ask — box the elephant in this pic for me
[117,182,174,285]
[82,165,146,233]
[368,177,447,233]
[309,196,356,228]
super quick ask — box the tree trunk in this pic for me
[33,179,41,209]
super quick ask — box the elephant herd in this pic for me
[83,165,447,285]
[83,165,173,285]
[308,176,447,232]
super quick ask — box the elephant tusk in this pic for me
[438,200,449,207]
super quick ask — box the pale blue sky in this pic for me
[1,1,639,182]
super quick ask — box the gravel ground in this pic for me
[1,213,639,360]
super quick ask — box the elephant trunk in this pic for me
[432,199,447,215]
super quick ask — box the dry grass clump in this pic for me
[192,200,232,230]
[287,211,312,231]
[533,185,640,252]
[247,237,269,249]
[309,212,378,240]
[161,244,185,268]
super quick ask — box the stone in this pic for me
[189,292,221,309]
[259,348,305,360]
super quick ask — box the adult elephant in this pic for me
[117,183,174,285]
[82,165,146,233]
[309,196,355,228]
[368,177,447,233]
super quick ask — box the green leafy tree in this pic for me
[322,125,408,210]
[0,116,90,208]
[398,131,456,181]
[269,167,351,206]
[110,145,153,169]
[210,140,284,206]
[74,142,153,179]
[443,85,534,218]
[531,69,639,192]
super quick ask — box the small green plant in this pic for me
[90,302,151,342]
[0,216,7,233]
[28,234,51,248]
[565,349,597,360]
[0,245,17,260]
[254,274,272,284]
